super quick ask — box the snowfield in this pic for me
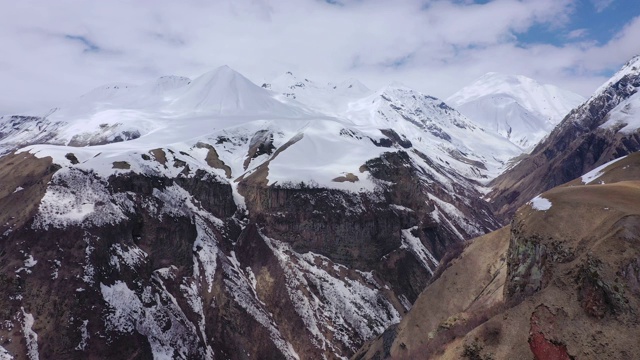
[3,65,527,196]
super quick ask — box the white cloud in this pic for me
[566,28,589,39]
[0,0,637,114]
[591,0,614,12]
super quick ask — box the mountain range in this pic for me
[0,55,638,360]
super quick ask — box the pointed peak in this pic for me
[169,66,304,116]
[594,54,640,96]
[191,65,256,88]
[624,54,640,68]
[335,78,370,92]
[210,65,241,76]
[381,81,413,93]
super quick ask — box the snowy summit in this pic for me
[447,72,585,150]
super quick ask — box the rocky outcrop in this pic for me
[528,305,574,360]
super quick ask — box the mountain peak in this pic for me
[168,66,300,115]
[594,54,640,96]
[468,72,542,91]
[448,72,585,149]
[196,65,251,85]
[333,78,370,93]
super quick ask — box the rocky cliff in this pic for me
[354,152,640,360]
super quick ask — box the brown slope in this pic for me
[351,226,510,360]
[489,56,640,222]
[354,153,640,360]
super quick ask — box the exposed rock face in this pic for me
[0,131,500,360]
[355,153,640,360]
[489,56,640,222]
[528,305,574,360]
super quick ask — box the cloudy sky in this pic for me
[1,0,639,114]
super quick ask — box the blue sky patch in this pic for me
[64,34,101,53]
[516,0,640,47]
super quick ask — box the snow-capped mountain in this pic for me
[346,84,522,180]
[170,66,306,116]
[447,72,585,150]
[490,55,640,221]
[0,66,522,359]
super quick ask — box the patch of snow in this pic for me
[110,243,148,270]
[32,168,133,229]
[529,195,552,211]
[179,280,209,351]
[428,193,482,238]
[100,281,209,360]
[221,250,299,360]
[24,255,37,268]
[401,227,438,275]
[74,320,89,351]
[12,186,24,193]
[390,204,413,212]
[398,295,412,311]
[600,92,640,133]
[154,266,177,280]
[262,233,400,355]
[152,184,225,228]
[50,259,61,280]
[581,155,628,184]
[0,346,13,360]
[82,236,95,285]
[20,308,39,360]
[192,217,219,293]
[15,255,37,274]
